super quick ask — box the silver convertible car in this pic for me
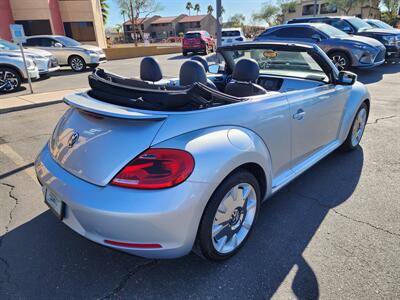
[35,42,370,261]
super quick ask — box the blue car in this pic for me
[255,23,386,70]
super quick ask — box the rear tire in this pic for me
[329,51,351,70]
[182,51,188,56]
[69,55,86,72]
[0,67,22,93]
[195,170,261,261]
[340,102,368,151]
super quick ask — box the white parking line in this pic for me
[0,144,37,183]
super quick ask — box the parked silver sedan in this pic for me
[0,39,59,75]
[24,35,106,72]
[0,52,39,93]
[35,42,370,261]
[255,23,386,70]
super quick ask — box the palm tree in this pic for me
[100,0,109,24]
[207,5,213,14]
[194,3,201,15]
[186,2,193,15]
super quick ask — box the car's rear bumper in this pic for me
[182,46,205,53]
[35,144,210,259]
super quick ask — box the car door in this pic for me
[284,54,350,167]
[36,38,68,65]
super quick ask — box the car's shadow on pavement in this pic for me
[353,61,400,84]
[0,147,364,299]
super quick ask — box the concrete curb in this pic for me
[0,99,63,114]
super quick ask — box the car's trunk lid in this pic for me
[49,93,167,186]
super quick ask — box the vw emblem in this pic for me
[68,132,79,148]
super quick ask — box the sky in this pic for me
[106,0,272,27]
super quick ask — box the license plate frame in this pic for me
[44,188,65,220]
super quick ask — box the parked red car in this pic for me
[182,31,215,56]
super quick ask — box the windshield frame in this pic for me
[366,19,393,29]
[346,17,373,31]
[218,43,335,84]
[314,24,349,38]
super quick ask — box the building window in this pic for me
[320,3,337,14]
[64,22,96,42]
[15,20,52,36]
[302,4,319,16]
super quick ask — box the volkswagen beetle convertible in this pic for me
[35,42,370,261]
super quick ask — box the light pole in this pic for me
[216,0,222,48]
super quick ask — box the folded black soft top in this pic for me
[88,69,242,111]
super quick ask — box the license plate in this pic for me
[44,188,64,219]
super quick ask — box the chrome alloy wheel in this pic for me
[212,183,257,254]
[331,55,348,70]
[351,107,367,147]
[70,57,84,71]
[0,70,19,92]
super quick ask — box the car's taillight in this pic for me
[236,37,244,41]
[111,148,194,189]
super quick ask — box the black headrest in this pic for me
[140,57,162,82]
[190,56,209,72]
[232,58,260,82]
[179,60,207,86]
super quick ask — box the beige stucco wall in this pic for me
[58,0,106,48]
[10,0,51,20]
[283,0,380,21]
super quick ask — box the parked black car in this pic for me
[287,16,400,60]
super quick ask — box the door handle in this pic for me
[293,109,306,120]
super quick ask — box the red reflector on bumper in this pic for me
[104,240,162,249]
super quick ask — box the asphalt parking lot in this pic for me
[0,56,399,299]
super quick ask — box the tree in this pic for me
[381,0,400,26]
[224,14,246,28]
[327,0,367,15]
[276,0,297,24]
[194,3,201,15]
[117,0,163,46]
[186,2,193,15]
[100,0,109,24]
[252,3,280,26]
[207,4,214,14]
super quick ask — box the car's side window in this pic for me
[24,38,40,46]
[40,38,58,47]
[269,27,316,39]
[327,19,353,33]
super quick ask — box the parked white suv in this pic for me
[0,53,39,93]
[24,36,107,72]
[221,28,246,46]
[0,39,59,75]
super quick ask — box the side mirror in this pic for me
[337,71,357,85]
[209,63,222,74]
[311,34,322,42]
[342,27,352,33]
[54,42,63,48]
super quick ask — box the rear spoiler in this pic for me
[64,92,168,120]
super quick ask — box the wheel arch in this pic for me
[0,64,24,80]
[68,54,86,64]
[326,48,353,65]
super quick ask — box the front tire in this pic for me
[69,55,86,72]
[195,170,261,261]
[341,102,368,151]
[0,67,22,93]
[329,51,351,70]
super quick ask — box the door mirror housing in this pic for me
[336,71,357,85]
[209,63,223,74]
[342,26,352,33]
[311,34,322,42]
[54,42,63,48]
